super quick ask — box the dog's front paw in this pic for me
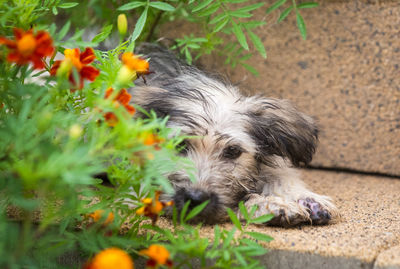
[243,194,338,227]
[298,198,331,225]
[243,194,308,227]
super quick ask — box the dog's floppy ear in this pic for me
[247,97,318,166]
[130,86,172,118]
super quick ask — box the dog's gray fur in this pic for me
[131,43,338,226]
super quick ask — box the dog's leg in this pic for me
[244,166,339,226]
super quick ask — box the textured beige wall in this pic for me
[161,1,400,175]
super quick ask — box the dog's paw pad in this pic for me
[298,198,331,225]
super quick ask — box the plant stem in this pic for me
[146,10,163,42]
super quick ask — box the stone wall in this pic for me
[161,0,400,176]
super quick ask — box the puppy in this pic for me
[131,43,338,226]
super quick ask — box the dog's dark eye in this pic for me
[222,146,243,159]
[177,140,189,155]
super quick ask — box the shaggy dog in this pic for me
[131,43,338,226]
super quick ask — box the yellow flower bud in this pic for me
[69,124,83,139]
[56,58,73,77]
[117,65,137,85]
[117,14,128,37]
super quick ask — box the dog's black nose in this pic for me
[185,189,210,207]
[173,188,220,224]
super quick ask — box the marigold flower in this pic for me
[140,245,173,268]
[122,52,149,74]
[50,47,99,90]
[86,248,134,269]
[88,210,115,225]
[141,132,165,150]
[136,191,173,225]
[117,52,149,84]
[104,88,135,126]
[0,28,54,69]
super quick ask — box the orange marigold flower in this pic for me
[140,245,173,269]
[142,133,164,146]
[136,191,173,225]
[121,52,149,74]
[0,28,54,69]
[104,88,135,126]
[88,210,115,225]
[50,47,99,90]
[117,52,150,84]
[86,248,134,269]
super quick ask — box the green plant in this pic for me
[0,1,318,268]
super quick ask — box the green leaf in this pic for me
[212,225,221,249]
[266,0,287,14]
[226,208,242,231]
[241,63,259,76]
[213,17,229,33]
[180,200,191,224]
[238,201,249,221]
[192,0,213,12]
[234,250,247,266]
[277,6,293,22]
[232,22,248,50]
[296,10,307,40]
[250,213,274,224]
[92,24,113,43]
[191,37,208,42]
[237,3,265,12]
[245,231,274,242]
[52,6,58,15]
[184,47,192,64]
[58,21,71,40]
[196,2,220,17]
[248,204,258,218]
[223,228,236,248]
[248,30,266,58]
[184,200,209,222]
[118,1,146,11]
[149,2,175,11]
[223,250,230,261]
[58,2,78,8]
[209,13,227,24]
[242,21,266,30]
[130,7,148,42]
[297,2,319,9]
[230,11,252,18]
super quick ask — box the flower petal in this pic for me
[50,60,62,76]
[81,65,100,81]
[80,47,96,64]
[0,37,17,48]
[31,55,45,69]
[35,31,54,57]
[116,89,131,105]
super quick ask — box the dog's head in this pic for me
[132,69,318,223]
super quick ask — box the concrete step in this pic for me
[157,169,400,268]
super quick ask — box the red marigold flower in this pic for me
[104,87,135,126]
[85,248,134,269]
[139,245,173,269]
[0,28,54,69]
[50,47,99,90]
[136,191,174,225]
